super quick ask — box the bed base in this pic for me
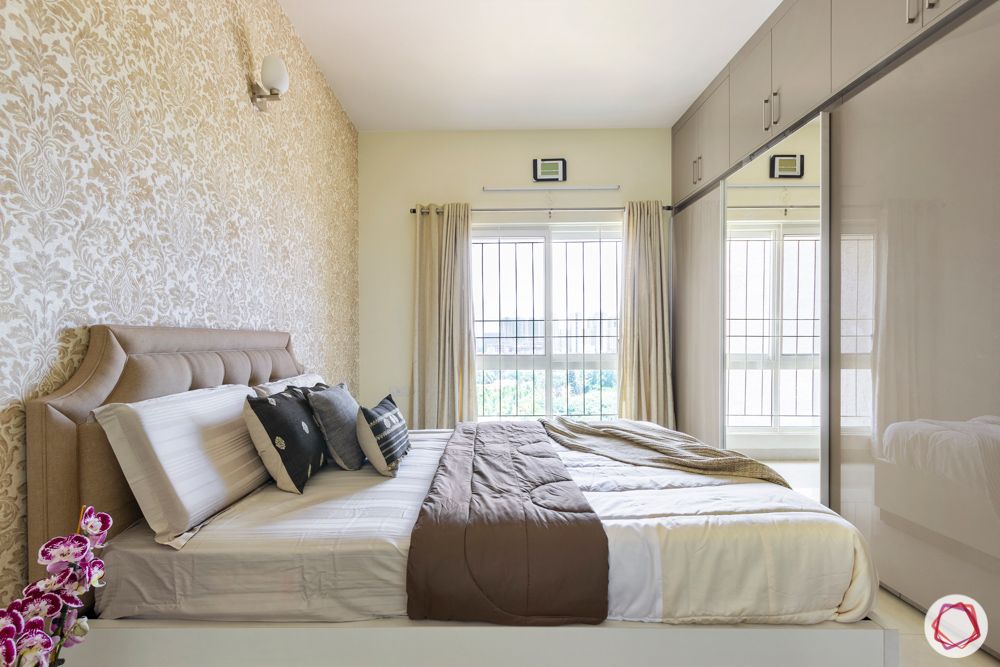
[71,618,898,666]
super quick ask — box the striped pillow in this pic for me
[93,385,267,548]
[356,395,411,477]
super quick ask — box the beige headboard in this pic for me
[26,325,303,580]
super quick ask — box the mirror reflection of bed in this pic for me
[872,416,1000,608]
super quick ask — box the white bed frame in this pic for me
[26,326,899,667]
[73,618,898,667]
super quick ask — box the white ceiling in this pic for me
[277,0,782,131]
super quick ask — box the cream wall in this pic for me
[358,129,670,409]
[0,0,358,598]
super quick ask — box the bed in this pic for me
[26,325,896,666]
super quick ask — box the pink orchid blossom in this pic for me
[17,592,62,621]
[80,507,112,548]
[24,569,84,607]
[43,562,68,576]
[4,506,112,666]
[15,627,53,667]
[50,571,86,609]
[22,567,74,599]
[81,558,106,589]
[0,608,23,637]
[60,609,89,648]
[0,625,15,667]
[37,535,90,567]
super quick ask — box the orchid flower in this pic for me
[0,625,15,667]
[15,626,53,667]
[80,507,112,548]
[37,535,90,567]
[5,506,112,666]
[54,571,87,608]
[80,558,106,589]
[60,610,89,648]
[17,592,62,621]
[0,609,23,637]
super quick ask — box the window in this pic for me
[839,233,875,430]
[725,222,821,432]
[470,223,621,421]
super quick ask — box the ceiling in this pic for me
[277,0,782,132]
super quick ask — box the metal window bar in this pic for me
[725,226,822,429]
[472,233,620,420]
[839,235,875,423]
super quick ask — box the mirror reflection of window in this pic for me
[723,115,823,502]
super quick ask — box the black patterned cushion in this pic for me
[243,384,328,493]
[307,383,366,470]
[356,394,410,477]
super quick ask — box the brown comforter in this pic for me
[406,421,609,625]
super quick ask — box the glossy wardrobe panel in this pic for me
[831,2,1000,657]
[672,186,723,447]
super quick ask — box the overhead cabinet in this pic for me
[771,0,832,133]
[730,0,831,164]
[922,0,962,25]
[729,33,773,165]
[832,0,924,90]
[672,78,730,203]
[672,0,971,206]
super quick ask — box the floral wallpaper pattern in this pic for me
[0,0,359,598]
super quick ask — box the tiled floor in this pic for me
[871,589,998,666]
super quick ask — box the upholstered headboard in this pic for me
[26,325,304,580]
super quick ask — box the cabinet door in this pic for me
[671,115,698,203]
[923,0,962,26]
[832,0,922,90]
[771,0,831,131]
[730,33,772,164]
[698,77,730,185]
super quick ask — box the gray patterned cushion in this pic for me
[356,394,410,477]
[308,383,366,470]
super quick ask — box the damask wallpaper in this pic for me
[0,0,359,598]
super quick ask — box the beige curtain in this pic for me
[410,203,478,428]
[618,200,676,427]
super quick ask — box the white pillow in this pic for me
[94,385,267,548]
[252,373,326,397]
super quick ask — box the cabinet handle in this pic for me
[692,160,697,185]
[771,91,781,126]
[763,97,771,132]
[905,0,918,23]
[926,0,937,7]
[697,156,703,182]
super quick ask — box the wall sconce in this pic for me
[252,55,289,111]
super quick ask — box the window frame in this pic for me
[470,221,622,421]
[725,220,822,435]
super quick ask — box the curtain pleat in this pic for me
[410,203,478,428]
[618,200,676,427]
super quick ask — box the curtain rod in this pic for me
[725,204,821,209]
[410,205,672,215]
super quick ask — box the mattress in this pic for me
[874,416,1000,503]
[98,429,877,624]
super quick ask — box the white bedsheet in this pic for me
[98,429,877,624]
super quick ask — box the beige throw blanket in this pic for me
[540,417,790,488]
